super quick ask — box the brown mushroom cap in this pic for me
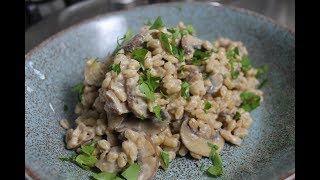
[180,120,224,157]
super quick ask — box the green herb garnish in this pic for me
[240,56,252,72]
[200,163,205,172]
[58,157,71,161]
[181,81,190,99]
[240,92,261,112]
[206,143,223,177]
[185,24,196,35]
[92,172,117,180]
[153,105,161,121]
[230,61,240,79]
[258,78,268,89]
[204,100,212,113]
[81,143,96,156]
[122,28,133,42]
[132,48,148,70]
[145,20,152,26]
[160,90,168,99]
[75,154,97,168]
[160,151,170,169]
[121,163,141,180]
[192,49,210,66]
[226,47,239,60]
[233,112,241,120]
[110,62,121,75]
[150,16,164,30]
[139,70,161,102]
[71,82,85,102]
[160,32,173,54]
[256,65,268,78]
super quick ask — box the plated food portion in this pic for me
[59,17,267,179]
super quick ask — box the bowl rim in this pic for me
[25,1,294,59]
[25,2,295,179]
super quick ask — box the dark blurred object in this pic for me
[25,1,42,30]
[64,0,86,6]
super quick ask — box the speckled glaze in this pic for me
[25,2,295,180]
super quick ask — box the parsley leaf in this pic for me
[233,112,241,120]
[92,172,117,180]
[240,56,252,72]
[206,143,223,177]
[185,24,196,35]
[200,163,205,172]
[71,82,85,102]
[153,105,162,121]
[230,61,240,79]
[181,82,190,99]
[110,62,121,75]
[75,154,97,168]
[81,143,96,156]
[192,49,210,66]
[150,16,164,30]
[160,32,173,54]
[204,100,212,113]
[139,70,161,102]
[132,48,148,70]
[256,65,268,78]
[139,82,155,102]
[160,151,170,169]
[63,104,68,112]
[145,20,152,26]
[123,28,133,42]
[258,78,268,89]
[240,92,261,112]
[226,47,239,60]
[121,163,141,180]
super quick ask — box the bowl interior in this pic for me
[25,2,295,180]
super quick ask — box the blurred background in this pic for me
[25,0,295,53]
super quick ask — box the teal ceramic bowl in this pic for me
[25,2,295,180]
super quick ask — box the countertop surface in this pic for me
[25,0,295,54]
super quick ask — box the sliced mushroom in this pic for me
[180,120,224,157]
[105,110,125,130]
[126,76,150,118]
[123,33,146,53]
[181,35,203,54]
[104,90,129,115]
[207,73,223,94]
[95,146,122,173]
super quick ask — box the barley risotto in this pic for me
[59,17,267,179]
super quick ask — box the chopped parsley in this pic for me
[58,157,71,161]
[233,112,241,120]
[150,16,164,30]
[185,24,196,35]
[204,100,212,113]
[200,163,205,172]
[139,70,161,102]
[92,172,117,180]
[71,82,85,102]
[206,143,223,177]
[256,64,268,78]
[240,92,261,112]
[75,154,97,168]
[181,81,190,99]
[153,105,161,121]
[110,62,121,75]
[160,90,168,99]
[258,78,268,89]
[230,61,240,79]
[160,151,170,169]
[81,143,96,156]
[122,28,133,42]
[121,163,141,180]
[63,104,68,112]
[192,49,210,66]
[240,56,252,72]
[145,20,152,26]
[226,47,239,60]
[131,48,148,70]
[160,32,173,54]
